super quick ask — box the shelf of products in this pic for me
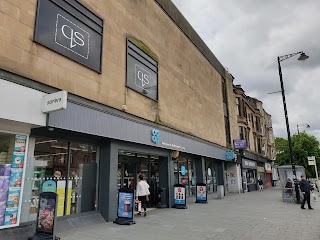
[0,134,27,228]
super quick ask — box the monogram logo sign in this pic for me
[126,39,158,100]
[55,14,90,59]
[34,0,103,72]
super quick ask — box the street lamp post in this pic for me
[277,51,309,204]
[297,124,310,134]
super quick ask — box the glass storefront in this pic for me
[246,170,256,184]
[174,157,196,197]
[21,137,99,223]
[117,151,160,207]
[0,132,28,229]
[205,160,217,194]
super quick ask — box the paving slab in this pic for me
[60,187,320,240]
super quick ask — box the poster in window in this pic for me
[11,152,25,168]
[0,134,28,229]
[14,135,27,152]
[4,207,18,225]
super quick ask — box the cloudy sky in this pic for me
[172,0,320,140]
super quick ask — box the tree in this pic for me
[275,132,320,178]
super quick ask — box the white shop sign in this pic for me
[41,91,68,113]
[0,79,46,126]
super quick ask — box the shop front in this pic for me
[205,158,218,194]
[117,150,167,208]
[46,100,229,220]
[265,162,272,187]
[20,132,101,224]
[242,159,257,192]
[174,154,198,197]
[257,165,265,187]
[0,79,46,230]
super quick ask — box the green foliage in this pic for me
[275,132,320,177]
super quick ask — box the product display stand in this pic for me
[28,192,59,240]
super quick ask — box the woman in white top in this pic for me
[136,175,150,216]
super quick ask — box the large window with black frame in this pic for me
[126,38,158,101]
[21,137,99,223]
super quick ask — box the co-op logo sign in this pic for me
[55,14,90,59]
[151,129,160,144]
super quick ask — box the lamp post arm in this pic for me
[279,51,303,62]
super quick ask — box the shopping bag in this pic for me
[137,201,141,212]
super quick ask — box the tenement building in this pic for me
[0,0,272,238]
[233,85,275,192]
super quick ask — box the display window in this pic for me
[174,157,196,196]
[246,170,256,184]
[0,131,28,229]
[21,137,99,223]
[205,160,217,193]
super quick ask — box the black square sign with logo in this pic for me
[126,39,158,101]
[34,0,103,73]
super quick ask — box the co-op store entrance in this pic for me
[117,150,166,208]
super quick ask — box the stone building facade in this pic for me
[0,0,271,238]
[233,84,275,191]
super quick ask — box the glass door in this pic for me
[242,171,248,192]
[122,162,136,190]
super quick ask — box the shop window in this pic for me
[21,137,99,223]
[0,132,28,229]
[175,158,196,197]
[236,97,240,116]
[205,160,217,193]
[246,170,256,184]
[239,127,244,140]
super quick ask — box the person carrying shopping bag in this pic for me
[136,175,150,216]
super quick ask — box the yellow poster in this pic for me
[56,180,65,217]
[66,180,72,215]
[56,180,73,216]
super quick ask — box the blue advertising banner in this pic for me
[117,192,134,219]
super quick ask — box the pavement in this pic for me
[60,186,320,240]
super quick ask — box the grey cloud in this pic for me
[172,0,320,140]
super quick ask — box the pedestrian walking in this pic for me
[258,179,263,191]
[136,174,150,216]
[299,175,314,210]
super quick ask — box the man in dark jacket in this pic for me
[300,175,314,209]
